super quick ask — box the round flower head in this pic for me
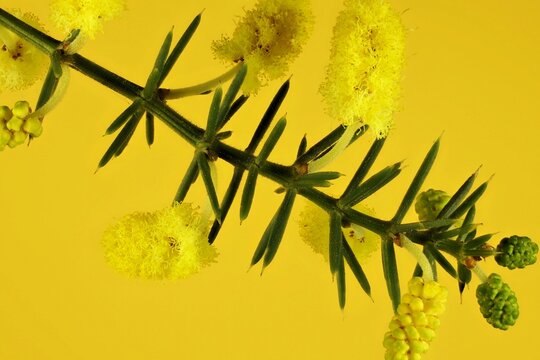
[383,277,448,360]
[101,203,218,280]
[319,0,405,138]
[0,10,48,92]
[414,189,451,222]
[298,201,379,264]
[50,0,125,40]
[212,0,314,94]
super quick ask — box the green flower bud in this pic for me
[0,105,13,121]
[495,235,538,270]
[6,116,24,131]
[476,273,519,330]
[12,101,31,118]
[0,129,11,149]
[7,131,28,148]
[414,189,450,222]
[23,117,43,137]
[1,101,45,150]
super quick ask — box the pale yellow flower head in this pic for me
[298,201,379,264]
[0,10,48,92]
[50,0,125,40]
[383,277,448,360]
[212,0,314,94]
[320,0,405,138]
[101,203,218,280]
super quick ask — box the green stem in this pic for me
[401,235,433,281]
[0,24,16,52]
[0,8,392,237]
[472,265,488,282]
[164,63,243,99]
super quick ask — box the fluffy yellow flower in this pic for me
[319,0,405,138]
[212,0,314,94]
[0,10,48,91]
[50,0,125,39]
[298,201,379,264]
[101,203,218,280]
[383,277,448,360]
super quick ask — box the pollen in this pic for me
[212,0,314,94]
[319,0,406,138]
[101,203,219,280]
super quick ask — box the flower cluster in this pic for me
[476,273,519,330]
[383,277,448,360]
[298,201,379,264]
[101,203,218,280]
[0,101,43,151]
[50,0,125,40]
[212,0,314,94]
[495,235,538,270]
[0,10,48,92]
[414,189,450,222]
[319,0,405,138]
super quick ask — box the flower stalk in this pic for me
[164,63,244,99]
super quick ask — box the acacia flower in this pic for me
[0,10,48,91]
[101,203,218,280]
[50,0,125,42]
[212,0,314,94]
[298,201,379,264]
[383,277,448,360]
[320,0,405,138]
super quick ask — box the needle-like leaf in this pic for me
[393,138,440,223]
[382,237,401,312]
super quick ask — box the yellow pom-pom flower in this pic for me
[319,0,405,138]
[101,203,218,280]
[50,0,125,40]
[212,0,314,94]
[0,10,48,91]
[298,201,379,264]
[383,277,448,360]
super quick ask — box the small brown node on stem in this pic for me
[463,256,477,269]
[391,233,402,247]
[293,162,308,177]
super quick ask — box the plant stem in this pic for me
[0,25,16,52]
[308,124,359,172]
[0,9,392,236]
[472,265,488,282]
[164,63,243,99]
[31,65,71,120]
[401,235,434,281]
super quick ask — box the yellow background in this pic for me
[1,1,539,359]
